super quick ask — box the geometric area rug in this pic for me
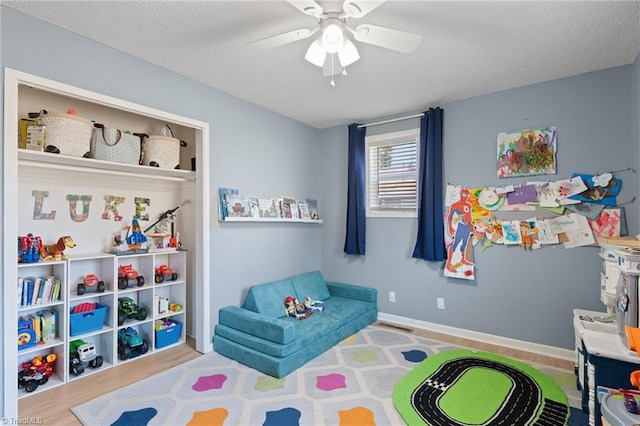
[393,349,570,425]
[71,325,586,425]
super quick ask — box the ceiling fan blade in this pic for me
[350,24,423,54]
[247,28,317,50]
[342,0,386,18]
[287,0,324,17]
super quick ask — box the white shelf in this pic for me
[221,217,323,224]
[18,150,195,182]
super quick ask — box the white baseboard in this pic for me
[377,312,574,362]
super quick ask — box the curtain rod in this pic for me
[357,113,424,129]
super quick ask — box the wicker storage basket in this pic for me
[142,135,182,169]
[30,110,93,157]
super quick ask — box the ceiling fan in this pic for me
[247,0,423,85]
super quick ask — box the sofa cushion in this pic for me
[242,278,296,318]
[291,271,330,301]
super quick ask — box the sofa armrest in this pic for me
[218,306,296,345]
[326,282,377,303]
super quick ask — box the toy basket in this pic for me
[90,124,142,165]
[28,109,93,157]
[141,125,187,169]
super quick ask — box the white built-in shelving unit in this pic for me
[4,68,211,417]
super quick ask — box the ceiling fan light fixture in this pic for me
[305,39,326,67]
[321,21,344,53]
[338,39,359,67]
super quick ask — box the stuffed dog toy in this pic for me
[40,235,76,260]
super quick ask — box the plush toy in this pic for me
[284,296,311,319]
[304,296,325,312]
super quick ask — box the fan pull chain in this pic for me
[330,53,336,87]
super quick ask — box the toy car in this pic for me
[118,264,145,289]
[77,274,106,296]
[118,327,149,360]
[18,353,57,393]
[155,264,178,283]
[69,339,103,376]
[624,392,640,414]
[118,297,148,326]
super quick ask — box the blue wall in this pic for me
[321,65,638,350]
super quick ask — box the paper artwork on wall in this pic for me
[565,202,606,220]
[536,219,560,245]
[476,188,504,211]
[496,127,557,178]
[444,167,630,280]
[506,184,537,205]
[501,220,522,245]
[555,176,588,199]
[444,186,475,280]
[569,173,622,205]
[589,208,622,239]
[562,213,595,249]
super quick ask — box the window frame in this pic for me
[365,128,420,218]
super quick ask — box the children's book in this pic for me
[225,194,250,218]
[281,197,296,219]
[258,198,279,218]
[298,201,310,219]
[218,187,239,220]
[271,197,283,218]
[306,199,320,220]
[247,196,260,218]
[290,201,300,219]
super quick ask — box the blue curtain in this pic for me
[344,123,366,255]
[412,108,446,261]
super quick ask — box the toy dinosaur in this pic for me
[40,235,76,260]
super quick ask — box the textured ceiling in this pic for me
[3,1,640,129]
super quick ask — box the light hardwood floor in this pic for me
[19,324,574,424]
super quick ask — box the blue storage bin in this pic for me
[155,320,182,349]
[69,303,108,336]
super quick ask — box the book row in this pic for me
[18,309,58,350]
[18,276,62,307]
[218,188,320,221]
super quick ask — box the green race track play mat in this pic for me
[393,349,570,426]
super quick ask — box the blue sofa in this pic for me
[213,271,378,378]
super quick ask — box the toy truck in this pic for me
[18,353,57,393]
[118,297,148,326]
[69,339,103,376]
[77,274,106,296]
[154,264,178,283]
[117,264,145,289]
[118,327,149,360]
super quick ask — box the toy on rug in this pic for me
[304,296,325,312]
[284,296,311,319]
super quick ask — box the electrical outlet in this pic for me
[389,291,396,303]
[437,298,445,310]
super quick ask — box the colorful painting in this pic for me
[497,127,557,178]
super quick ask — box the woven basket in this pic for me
[142,135,181,169]
[33,110,93,157]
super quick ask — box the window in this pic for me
[365,128,420,218]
